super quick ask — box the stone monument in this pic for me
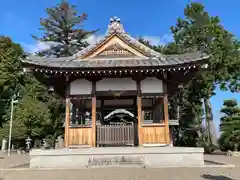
[57,136,64,149]
[25,136,32,151]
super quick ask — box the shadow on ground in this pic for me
[202,174,236,180]
[204,160,225,165]
[10,163,30,168]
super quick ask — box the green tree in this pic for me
[138,37,184,54]
[168,2,240,150]
[29,0,97,147]
[139,2,240,151]
[0,36,23,126]
[138,37,164,53]
[171,2,240,92]
[0,37,53,147]
[219,99,240,151]
[42,95,65,147]
[178,84,204,147]
[13,74,52,138]
[32,0,98,57]
[13,96,51,138]
[17,72,64,146]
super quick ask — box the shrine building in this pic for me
[22,17,208,148]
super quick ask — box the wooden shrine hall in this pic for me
[22,17,208,148]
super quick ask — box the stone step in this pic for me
[69,145,91,149]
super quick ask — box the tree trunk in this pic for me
[52,134,57,149]
[203,98,217,146]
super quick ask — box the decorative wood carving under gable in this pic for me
[95,43,135,58]
[81,35,148,60]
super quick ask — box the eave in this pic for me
[22,57,209,76]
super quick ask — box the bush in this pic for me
[197,133,217,154]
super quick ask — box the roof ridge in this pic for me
[119,33,163,58]
[73,16,164,60]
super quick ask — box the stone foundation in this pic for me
[30,147,204,168]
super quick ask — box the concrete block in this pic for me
[30,147,204,168]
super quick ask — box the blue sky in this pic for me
[0,0,239,135]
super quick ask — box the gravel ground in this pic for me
[0,167,239,180]
[0,153,29,169]
[204,154,240,167]
[0,152,239,180]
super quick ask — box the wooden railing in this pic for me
[96,124,135,146]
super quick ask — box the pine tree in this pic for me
[32,0,98,57]
[219,99,240,151]
[30,1,98,147]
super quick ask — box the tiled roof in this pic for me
[74,16,163,59]
[22,17,209,69]
[23,52,208,69]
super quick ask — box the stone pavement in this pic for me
[0,152,239,180]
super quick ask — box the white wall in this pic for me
[70,79,92,95]
[141,77,163,93]
[70,77,164,95]
[96,78,136,91]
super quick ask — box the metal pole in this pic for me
[8,97,14,156]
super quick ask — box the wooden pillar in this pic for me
[137,80,142,146]
[133,97,137,117]
[64,98,70,148]
[91,81,96,147]
[163,94,170,145]
[100,99,104,124]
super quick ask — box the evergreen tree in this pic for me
[138,37,164,53]
[139,2,240,150]
[170,2,240,93]
[0,36,23,126]
[168,2,240,149]
[219,99,240,151]
[32,0,98,57]
[0,37,52,147]
[30,1,98,146]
